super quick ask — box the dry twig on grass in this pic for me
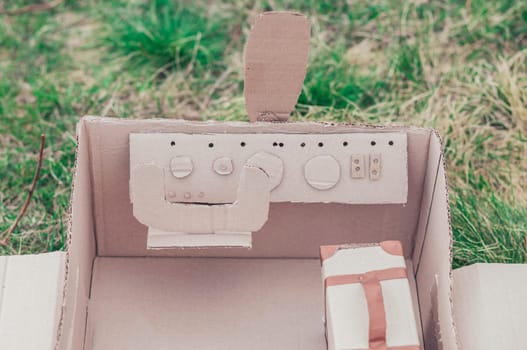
[1,134,46,248]
[0,0,63,16]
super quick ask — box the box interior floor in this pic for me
[85,257,421,350]
[58,117,457,350]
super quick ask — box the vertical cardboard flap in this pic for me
[0,252,66,350]
[244,11,310,122]
[453,263,527,350]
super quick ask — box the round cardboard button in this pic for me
[170,156,193,178]
[304,155,340,190]
[213,157,234,175]
[246,152,284,190]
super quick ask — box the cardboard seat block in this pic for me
[321,243,421,350]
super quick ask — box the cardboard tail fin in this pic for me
[244,11,311,122]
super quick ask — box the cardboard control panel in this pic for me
[130,132,408,205]
[129,132,407,247]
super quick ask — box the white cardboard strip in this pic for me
[453,263,527,350]
[130,132,408,205]
[147,229,252,248]
[0,252,66,350]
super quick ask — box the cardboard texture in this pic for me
[131,163,270,247]
[85,258,327,350]
[0,252,65,350]
[89,119,429,258]
[244,12,310,121]
[55,115,448,350]
[129,132,408,248]
[2,10,525,350]
[453,263,527,350]
[130,133,408,205]
[321,243,420,350]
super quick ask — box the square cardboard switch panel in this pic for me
[321,241,421,350]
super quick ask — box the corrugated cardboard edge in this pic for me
[244,11,310,122]
[81,115,438,133]
[434,129,458,350]
[53,122,80,350]
[414,129,459,350]
[54,119,97,350]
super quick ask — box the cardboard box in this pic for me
[1,11,526,350]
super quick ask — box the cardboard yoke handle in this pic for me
[130,164,271,234]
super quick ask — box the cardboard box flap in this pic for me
[0,252,66,350]
[244,11,310,122]
[453,263,527,350]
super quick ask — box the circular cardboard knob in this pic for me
[170,156,193,178]
[304,155,340,190]
[246,152,283,190]
[213,157,234,176]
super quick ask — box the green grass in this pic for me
[299,41,389,110]
[0,0,525,266]
[452,183,527,268]
[100,0,231,75]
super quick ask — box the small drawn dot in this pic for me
[279,142,284,147]
[389,140,394,146]
[355,167,361,171]
[300,142,306,147]
[208,143,214,148]
[170,141,176,146]
[373,158,379,164]
[371,141,376,146]
[240,142,246,147]
[273,142,278,147]
[318,142,324,147]
[343,141,348,147]
[354,159,359,164]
